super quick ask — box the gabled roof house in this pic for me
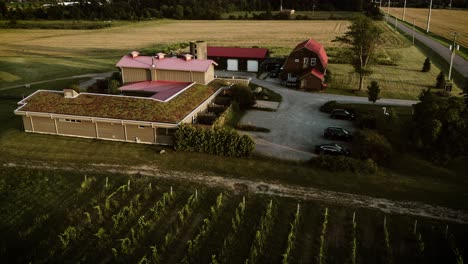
[281,39,328,91]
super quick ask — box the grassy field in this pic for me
[0,167,466,263]
[386,8,468,48]
[0,19,350,88]
[327,21,461,99]
[0,19,457,100]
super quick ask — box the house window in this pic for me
[294,59,299,62]
[303,58,309,69]
[310,58,317,66]
[60,118,81,123]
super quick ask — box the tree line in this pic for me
[2,0,464,21]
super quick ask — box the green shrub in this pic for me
[436,71,445,89]
[319,101,339,113]
[235,124,270,133]
[174,125,255,157]
[309,155,378,174]
[422,57,431,72]
[355,113,377,129]
[231,84,255,110]
[352,129,393,163]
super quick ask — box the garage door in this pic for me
[227,59,238,71]
[247,60,259,72]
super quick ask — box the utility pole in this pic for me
[426,0,433,33]
[387,0,390,16]
[449,0,453,9]
[403,0,407,21]
[280,0,283,12]
[448,32,459,81]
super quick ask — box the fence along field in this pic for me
[0,167,467,263]
[386,8,468,48]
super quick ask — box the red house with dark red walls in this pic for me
[281,39,328,91]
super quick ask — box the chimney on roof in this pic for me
[63,89,79,98]
[156,52,165,59]
[183,54,193,61]
[131,51,140,58]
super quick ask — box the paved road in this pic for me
[240,77,417,161]
[385,15,468,79]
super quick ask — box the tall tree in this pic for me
[334,15,383,91]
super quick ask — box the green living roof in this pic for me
[19,81,225,123]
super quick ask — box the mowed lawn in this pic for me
[327,45,459,99]
[387,8,468,48]
[327,21,461,99]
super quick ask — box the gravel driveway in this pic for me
[239,78,417,161]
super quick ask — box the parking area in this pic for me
[238,77,416,161]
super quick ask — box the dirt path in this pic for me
[4,162,468,224]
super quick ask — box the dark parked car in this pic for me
[314,143,351,156]
[330,109,355,120]
[269,68,280,78]
[323,127,353,141]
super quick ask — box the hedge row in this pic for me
[174,125,255,158]
[309,156,378,174]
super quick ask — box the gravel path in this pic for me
[5,162,468,224]
[384,15,468,79]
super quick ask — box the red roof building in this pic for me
[207,46,269,72]
[281,39,328,91]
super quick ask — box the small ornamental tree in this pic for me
[230,84,255,110]
[422,57,431,72]
[109,80,121,94]
[436,71,445,88]
[69,84,81,93]
[367,80,381,103]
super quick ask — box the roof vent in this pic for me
[63,89,79,98]
[151,56,156,67]
[156,52,165,59]
[183,54,193,61]
[130,51,140,58]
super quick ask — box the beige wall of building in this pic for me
[31,116,56,134]
[57,119,96,138]
[122,68,151,84]
[123,66,214,85]
[96,122,126,141]
[125,124,155,143]
[22,116,33,131]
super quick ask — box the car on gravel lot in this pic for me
[330,109,355,120]
[314,143,351,156]
[323,127,353,141]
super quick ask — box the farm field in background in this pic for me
[0,19,349,88]
[386,8,468,48]
[1,167,467,263]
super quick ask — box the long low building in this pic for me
[207,46,269,72]
[14,81,226,145]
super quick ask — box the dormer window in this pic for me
[303,58,309,69]
[310,58,317,66]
